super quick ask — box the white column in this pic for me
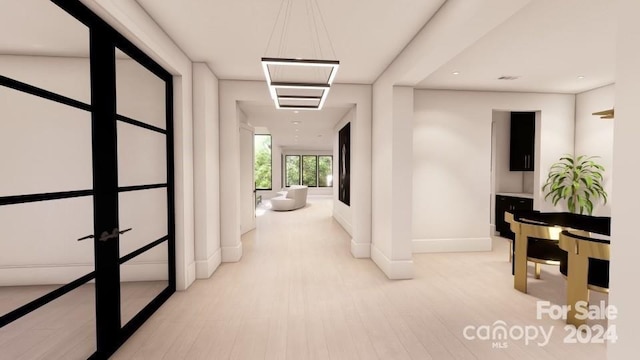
[192,63,222,278]
[218,81,243,262]
[370,84,414,279]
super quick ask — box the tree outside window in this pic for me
[302,155,318,187]
[318,156,333,187]
[285,155,300,187]
[254,135,272,190]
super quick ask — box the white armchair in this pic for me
[271,185,308,211]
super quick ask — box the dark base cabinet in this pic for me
[495,195,533,239]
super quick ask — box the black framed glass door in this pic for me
[0,1,175,359]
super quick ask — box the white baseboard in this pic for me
[195,248,222,279]
[332,212,352,236]
[412,237,492,253]
[0,264,93,286]
[350,239,371,258]
[0,261,171,286]
[222,241,243,262]
[489,224,498,236]
[121,261,171,282]
[370,245,414,280]
[186,261,197,287]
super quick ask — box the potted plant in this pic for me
[542,155,608,215]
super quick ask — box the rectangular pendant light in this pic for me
[261,57,339,110]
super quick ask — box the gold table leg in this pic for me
[566,251,589,327]
[514,231,528,293]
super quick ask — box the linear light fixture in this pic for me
[261,57,339,110]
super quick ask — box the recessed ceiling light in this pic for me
[577,76,585,79]
[291,120,301,125]
[294,111,299,114]
[295,129,299,132]
[452,71,460,75]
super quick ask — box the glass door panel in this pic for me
[0,197,95,316]
[0,0,90,103]
[0,284,96,359]
[115,46,170,330]
[115,49,166,130]
[118,188,168,255]
[120,242,168,326]
[1,2,174,358]
[116,121,167,188]
[0,87,92,197]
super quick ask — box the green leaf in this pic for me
[542,154,607,214]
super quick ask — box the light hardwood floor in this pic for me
[0,281,167,359]
[111,196,608,360]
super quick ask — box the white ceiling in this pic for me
[239,102,351,150]
[135,0,446,84]
[417,0,616,93]
[1,0,618,150]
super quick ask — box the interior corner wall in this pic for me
[193,63,221,279]
[574,84,614,216]
[412,89,575,253]
[333,108,355,236]
[81,0,197,290]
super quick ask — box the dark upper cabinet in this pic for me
[509,112,535,171]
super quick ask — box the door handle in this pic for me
[77,234,94,241]
[77,228,132,242]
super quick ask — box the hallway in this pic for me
[112,196,607,359]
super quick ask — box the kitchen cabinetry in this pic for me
[495,194,533,239]
[509,112,535,171]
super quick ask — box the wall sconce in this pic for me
[592,108,614,119]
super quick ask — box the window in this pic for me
[302,155,318,186]
[285,155,300,186]
[318,156,333,187]
[284,154,332,188]
[254,135,272,190]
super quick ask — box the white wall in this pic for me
[574,84,614,216]
[609,1,640,356]
[413,90,575,253]
[333,108,354,236]
[239,124,256,235]
[192,63,221,279]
